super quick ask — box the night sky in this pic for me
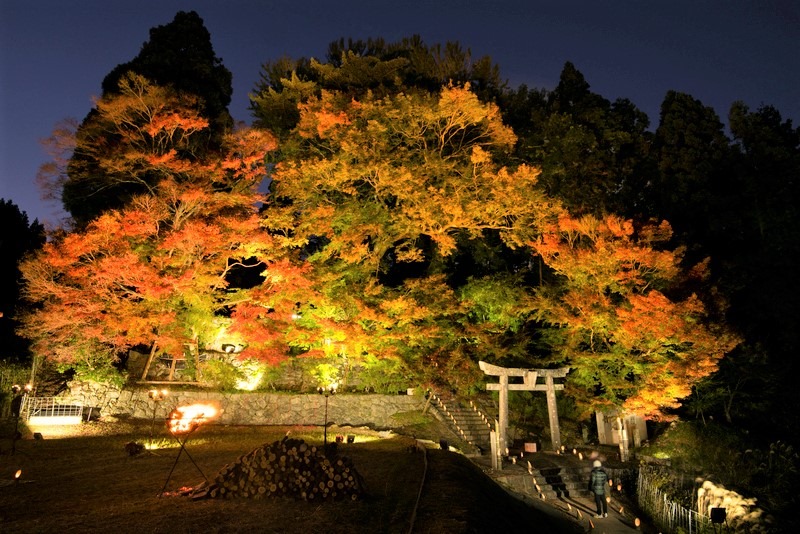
[2,0,798,227]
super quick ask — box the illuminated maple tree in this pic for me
[257,83,561,389]
[269,84,552,263]
[529,213,740,418]
[20,76,290,373]
[22,67,741,415]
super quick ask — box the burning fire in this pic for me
[167,404,217,434]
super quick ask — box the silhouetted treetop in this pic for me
[250,35,504,135]
[102,11,233,134]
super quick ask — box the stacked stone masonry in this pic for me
[67,381,424,428]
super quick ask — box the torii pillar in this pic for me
[479,361,570,452]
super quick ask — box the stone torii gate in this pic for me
[479,361,570,452]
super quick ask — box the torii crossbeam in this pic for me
[479,361,570,452]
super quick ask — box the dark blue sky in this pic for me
[2,0,798,227]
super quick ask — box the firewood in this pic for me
[191,437,364,501]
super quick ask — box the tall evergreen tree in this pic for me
[504,62,652,217]
[649,91,731,259]
[101,11,233,137]
[723,103,800,354]
[58,11,233,226]
[0,199,45,363]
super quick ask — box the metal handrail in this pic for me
[21,396,84,420]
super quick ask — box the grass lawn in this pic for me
[1,418,582,533]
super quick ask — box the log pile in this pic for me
[193,437,365,501]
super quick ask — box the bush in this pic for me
[58,358,126,389]
[198,357,273,392]
[198,359,243,391]
[353,355,410,393]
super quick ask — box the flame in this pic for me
[15,469,22,479]
[167,403,217,434]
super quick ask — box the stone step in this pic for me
[438,406,486,416]
[427,393,498,453]
[460,432,491,443]
[454,426,491,436]
[440,413,491,426]
[451,418,490,428]
[496,469,595,500]
[452,421,491,433]
[534,468,595,499]
[445,409,488,418]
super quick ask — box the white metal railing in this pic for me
[637,467,710,534]
[21,396,84,423]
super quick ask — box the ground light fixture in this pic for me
[318,385,337,448]
[711,507,727,527]
[147,389,168,449]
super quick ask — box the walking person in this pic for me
[588,459,609,518]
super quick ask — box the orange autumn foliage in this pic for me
[20,83,291,366]
[530,214,739,419]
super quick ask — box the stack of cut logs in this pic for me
[192,437,364,501]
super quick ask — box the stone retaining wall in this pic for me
[67,381,425,429]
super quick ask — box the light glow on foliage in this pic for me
[529,214,740,418]
[234,359,266,391]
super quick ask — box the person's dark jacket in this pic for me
[589,467,608,495]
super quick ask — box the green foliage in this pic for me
[57,350,126,388]
[355,355,410,394]
[506,391,582,444]
[739,441,800,517]
[460,276,530,332]
[0,361,31,409]
[0,362,29,386]
[198,358,241,391]
[310,362,342,390]
[642,421,740,475]
[504,62,652,217]
[199,357,275,391]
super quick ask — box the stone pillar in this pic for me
[545,374,561,451]
[499,374,509,449]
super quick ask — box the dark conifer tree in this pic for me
[61,11,233,226]
[0,199,45,363]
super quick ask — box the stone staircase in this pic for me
[427,391,495,455]
[494,460,593,501]
[531,464,592,499]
